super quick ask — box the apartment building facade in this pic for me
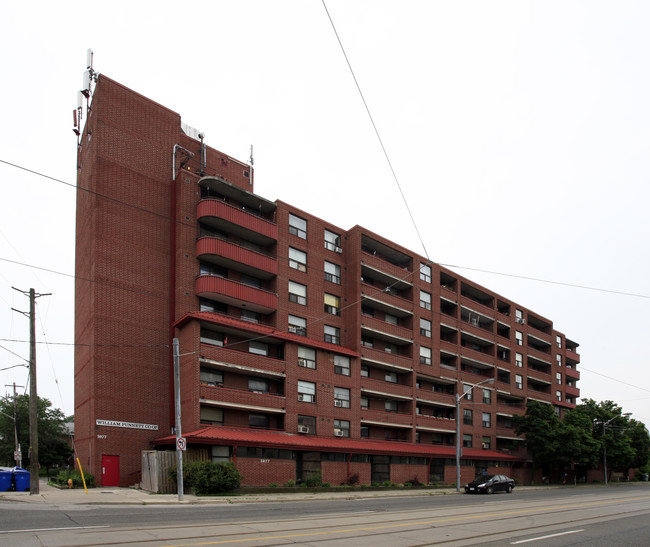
[74,75,580,487]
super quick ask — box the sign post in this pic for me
[173,338,184,501]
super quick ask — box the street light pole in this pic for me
[456,377,494,493]
[601,413,631,485]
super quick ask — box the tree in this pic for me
[512,400,560,474]
[556,404,600,469]
[0,395,73,473]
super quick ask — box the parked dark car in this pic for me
[465,474,515,494]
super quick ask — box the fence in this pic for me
[141,449,210,493]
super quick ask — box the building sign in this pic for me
[96,419,159,431]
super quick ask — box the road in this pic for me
[1,485,649,546]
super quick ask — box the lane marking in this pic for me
[161,495,650,546]
[0,525,109,534]
[511,529,585,544]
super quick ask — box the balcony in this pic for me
[460,306,495,335]
[566,348,580,364]
[565,366,580,380]
[415,414,456,431]
[196,275,277,314]
[361,378,414,400]
[361,286,413,317]
[197,236,277,279]
[199,386,286,413]
[565,385,580,397]
[197,198,277,243]
[460,282,495,311]
[360,348,413,371]
[361,409,413,428]
[360,316,413,346]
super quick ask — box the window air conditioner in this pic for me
[334,400,343,407]
[335,246,342,254]
[482,443,489,449]
[334,430,344,437]
[297,425,309,434]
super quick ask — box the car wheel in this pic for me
[486,486,494,495]
[506,485,512,493]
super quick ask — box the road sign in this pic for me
[14,450,21,460]
[176,437,186,451]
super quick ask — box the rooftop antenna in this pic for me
[73,49,98,142]
[249,144,254,166]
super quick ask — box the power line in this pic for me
[579,365,650,394]
[321,0,430,262]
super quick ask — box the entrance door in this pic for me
[371,455,390,484]
[102,455,120,486]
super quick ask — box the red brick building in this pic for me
[74,75,581,487]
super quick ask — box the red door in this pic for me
[102,455,120,486]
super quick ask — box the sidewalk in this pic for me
[0,479,461,505]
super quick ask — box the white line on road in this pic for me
[511,529,585,544]
[0,525,110,534]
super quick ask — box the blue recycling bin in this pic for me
[0,468,13,492]
[12,467,30,491]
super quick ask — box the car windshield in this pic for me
[474,474,495,482]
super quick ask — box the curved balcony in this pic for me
[196,275,277,314]
[197,195,277,244]
[197,236,277,279]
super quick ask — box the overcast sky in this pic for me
[2,1,649,424]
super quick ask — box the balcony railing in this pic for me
[197,198,277,241]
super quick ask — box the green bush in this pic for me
[52,469,95,488]
[284,479,296,487]
[304,473,322,487]
[168,461,242,495]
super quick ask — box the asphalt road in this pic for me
[1,485,650,546]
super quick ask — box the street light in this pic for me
[456,377,494,492]
[599,413,631,485]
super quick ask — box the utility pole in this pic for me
[12,287,50,495]
[173,338,184,502]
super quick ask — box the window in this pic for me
[515,352,523,367]
[241,309,261,323]
[288,281,307,305]
[515,309,524,324]
[463,434,473,448]
[289,247,307,272]
[463,384,473,401]
[420,346,432,365]
[385,400,398,412]
[360,365,369,377]
[288,315,307,336]
[385,313,398,325]
[361,305,374,317]
[420,290,432,310]
[482,389,491,405]
[515,374,523,389]
[420,318,432,337]
[324,325,340,345]
[420,263,431,283]
[249,341,269,356]
[334,419,350,437]
[249,414,269,429]
[361,336,374,348]
[385,343,398,354]
[289,213,307,239]
[298,415,316,435]
[556,335,562,348]
[360,426,369,438]
[515,331,523,346]
[556,390,562,402]
[324,229,341,252]
[199,298,227,313]
[385,371,398,383]
[463,408,473,425]
[249,377,269,393]
[200,368,223,387]
[200,261,227,278]
[324,293,341,315]
[361,396,369,409]
[556,354,562,367]
[298,346,316,369]
[556,372,562,385]
[200,330,224,346]
[481,436,491,449]
[334,355,350,376]
[324,261,341,284]
[334,387,350,408]
[241,274,261,288]
[200,406,223,425]
[482,412,491,428]
[298,380,316,403]
[211,445,230,462]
